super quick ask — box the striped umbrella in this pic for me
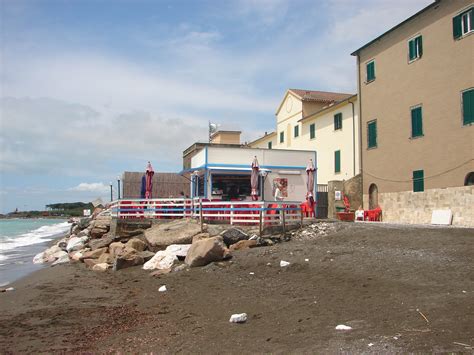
[251,156,260,201]
[145,161,154,199]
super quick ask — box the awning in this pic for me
[208,166,272,173]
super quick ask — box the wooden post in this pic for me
[300,208,304,228]
[200,200,203,232]
[259,209,263,237]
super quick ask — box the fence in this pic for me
[109,198,304,230]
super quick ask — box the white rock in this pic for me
[66,236,87,252]
[165,244,192,258]
[249,272,255,275]
[51,250,68,260]
[92,263,110,272]
[280,260,290,267]
[5,287,15,292]
[335,324,352,330]
[305,258,309,262]
[52,254,70,265]
[368,343,374,347]
[229,313,247,323]
[70,251,84,261]
[33,252,46,264]
[158,285,167,292]
[143,251,178,270]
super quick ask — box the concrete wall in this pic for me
[211,131,241,144]
[357,0,474,195]
[363,185,474,227]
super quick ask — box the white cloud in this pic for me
[69,182,110,193]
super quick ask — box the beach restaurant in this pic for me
[182,146,316,202]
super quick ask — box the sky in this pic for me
[0,0,433,213]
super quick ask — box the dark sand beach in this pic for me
[1,222,473,353]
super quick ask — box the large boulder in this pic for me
[185,236,231,267]
[126,238,146,252]
[52,253,70,265]
[229,239,257,251]
[80,247,107,260]
[220,228,249,247]
[97,252,114,264]
[90,216,112,238]
[142,244,192,270]
[139,250,156,262]
[92,263,110,272]
[109,242,126,257]
[144,219,201,251]
[113,247,144,271]
[88,234,114,250]
[66,236,88,252]
[143,250,178,270]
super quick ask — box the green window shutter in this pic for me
[470,9,474,31]
[411,106,423,137]
[417,36,423,57]
[453,14,462,39]
[268,141,272,149]
[366,61,375,82]
[413,170,424,192]
[294,125,299,137]
[280,131,284,143]
[310,123,315,139]
[463,89,474,125]
[334,150,341,173]
[334,113,342,130]
[368,120,377,148]
[409,39,416,60]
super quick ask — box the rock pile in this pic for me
[291,222,336,241]
[33,213,282,274]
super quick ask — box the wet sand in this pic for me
[1,223,473,353]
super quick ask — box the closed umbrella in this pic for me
[145,161,154,199]
[140,175,146,198]
[251,156,259,201]
[306,159,315,207]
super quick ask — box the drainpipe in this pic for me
[356,54,364,207]
[349,99,356,177]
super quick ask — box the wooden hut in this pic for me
[122,172,189,199]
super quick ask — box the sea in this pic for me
[0,219,70,287]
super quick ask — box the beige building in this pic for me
[352,0,473,225]
[249,89,359,185]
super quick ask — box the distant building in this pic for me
[351,0,473,225]
[249,89,360,185]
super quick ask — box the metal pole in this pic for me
[117,178,121,199]
[259,209,263,237]
[109,182,113,201]
[282,204,286,233]
[200,200,203,232]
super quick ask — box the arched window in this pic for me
[465,172,474,186]
[369,183,378,210]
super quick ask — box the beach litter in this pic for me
[229,313,248,323]
[1,287,15,293]
[158,285,167,292]
[280,260,290,267]
[335,324,352,330]
[368,343,374,347]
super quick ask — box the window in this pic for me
[334,150,341,173]
[411,106,423,137]
[462,88,474,125]
[367,120,377,148]
[334,113,342,130]
[453,7,473,39]
[366,60,375,82]
[408,35,423,62]
[310,123,315,139]
[294,125,299,138]
[268,141,272,149]
[280,131,284,143]
[413,170,424,192]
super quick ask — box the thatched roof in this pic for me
[122,172,189,199]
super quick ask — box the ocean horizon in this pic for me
[0,218,70,286]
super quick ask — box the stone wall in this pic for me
[363,185,474,227]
